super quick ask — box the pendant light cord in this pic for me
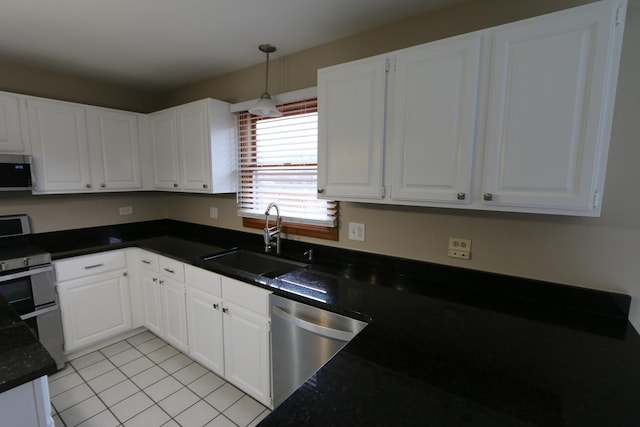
[264,51,270,95]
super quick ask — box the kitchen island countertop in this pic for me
[0,297,57,394]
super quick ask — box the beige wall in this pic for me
[157,0,594,107]
[0,192,168,233]
[0,59,158,112]
[0,0,638,326]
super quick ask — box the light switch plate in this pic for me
[348,223,365,241]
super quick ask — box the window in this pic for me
[237,98,338,240]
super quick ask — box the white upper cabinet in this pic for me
[87,107,142,190]
[0,92,28,154]
[317,56,387,200]
[389,33,482,204]
[481,1,624,213]
[28,97,92,193]
[27,96,144,194]
[149,98,236,193]
[150,109,180,190]
[317,0,626,216]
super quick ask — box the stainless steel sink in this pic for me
[202,250,307,278]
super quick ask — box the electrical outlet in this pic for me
[209,207,218,219]
[119,206,133,215]
[448,237,471,259]
[348,223,365,241]
[448,249,471,259]
[448,237,471,251]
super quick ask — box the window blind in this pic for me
[237,98,337,227]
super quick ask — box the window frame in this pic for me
[237,98,338,241]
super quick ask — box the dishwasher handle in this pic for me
[272,305,357,342]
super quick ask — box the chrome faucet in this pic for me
[264,202,281,254]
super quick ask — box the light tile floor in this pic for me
[48,330,270,427]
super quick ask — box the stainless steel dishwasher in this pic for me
[270,294,367,407]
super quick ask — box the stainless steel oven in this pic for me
[0,215,64,369]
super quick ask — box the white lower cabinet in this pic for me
[0,377,53,427]
[140,267,163,336]
[67,249,274,408]
[185,265,272,408]
[137,250,189,353]
[222,300,271,406]
[185,264,224,376]
[186,284,225,377]
[160,275,189,352]
[54,251,132,353]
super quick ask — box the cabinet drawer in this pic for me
[159,255,185,282]
[136,250,159,272]
[185,264,222,297]
[55,250,126,282]
[221,276,271,317]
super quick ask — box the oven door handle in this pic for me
[0,265,53,283]
[20,303,59,320]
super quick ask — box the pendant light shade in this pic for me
[249,44,282,117]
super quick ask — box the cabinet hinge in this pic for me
[385,58,391,72]
[592,191,600,208]
[381,186,386,198]
[615,5,625,26]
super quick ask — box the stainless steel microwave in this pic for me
[0,154,33,191]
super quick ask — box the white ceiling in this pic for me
[0,0,467,93]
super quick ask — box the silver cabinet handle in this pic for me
[213,303,219,309]
[203,184,208,188]
[222,307,229,314]
[152,277,158,282]
[173,183,178,188]
[163,268,175,274]
[84,263,104,269]
[141,260,151,265]
[100,183,106,188]
[483,193,493,201]
[317,188,325,194]
[457,192,466,200]
[86,184,92,189]
[159,279,164,285]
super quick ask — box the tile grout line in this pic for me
[52,330,269,427]
[55,331,157,426]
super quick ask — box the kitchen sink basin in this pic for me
[202,250,307,278]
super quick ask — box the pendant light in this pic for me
[249,44,282,117]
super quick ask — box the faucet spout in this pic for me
[264,203,281,254]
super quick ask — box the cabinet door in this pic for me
[161,276,188,352]
[482,1,622,212]
[223,302,271,407]
[58,271,132,352]
[178,100,212,192]
[87,108,142,190]
[149,109,180,190]
[186,286,224,376]
[27,98,91,192]
[390,34,481,204]
[141,270,162,337]
[0,92,27,153]
[317,56,387,200]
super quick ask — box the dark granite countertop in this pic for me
[0,297,57,393]
[21,220,640,425]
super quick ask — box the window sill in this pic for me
[242,217,338,241]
